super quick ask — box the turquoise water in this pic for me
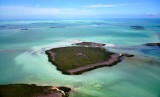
[0,19,160,97]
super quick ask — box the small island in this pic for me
[145,42,160,47]
[0,84,71,97]
[73,42,106,47]
[130,26,145,30]
[21,28,28,30]
[45,42,133,75]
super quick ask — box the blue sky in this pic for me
[0,0,160,19]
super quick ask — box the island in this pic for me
[73,42,106,47]
[130,26,145,30]
[0,84,71,97]
[45,42,134,75]
[50,26,65,28]
[145,42,160,47]
[0,26,6,27]
[21,28,28,30]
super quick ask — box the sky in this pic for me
[0,0,160,20]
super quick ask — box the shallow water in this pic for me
[0,19,160,97]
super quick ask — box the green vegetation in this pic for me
[74,42,105,47]
[49,46,113,71]
[0,84,71,97]
[0,84,51,97]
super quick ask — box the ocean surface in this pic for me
[0,19,160,97]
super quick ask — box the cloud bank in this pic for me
[0,6,98,19]
[0,4,159,19]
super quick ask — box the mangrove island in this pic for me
[0,84,71,97]
[45,42,133,75]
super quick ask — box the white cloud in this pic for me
[145,12,159,15]
[83,4,128,8]
[0,5,158,19]
[0,6,60,16]
[0,6,98,19]
[84,4,115,8]
[144,12,160,18]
